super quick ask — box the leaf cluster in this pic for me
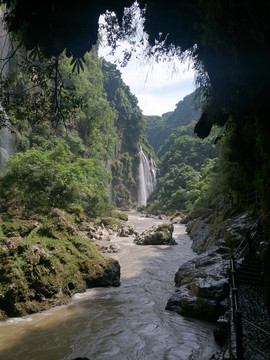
[147,122,219,214]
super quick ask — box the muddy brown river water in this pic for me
[0,212,220,360]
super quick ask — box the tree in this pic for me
[0,145,112,217]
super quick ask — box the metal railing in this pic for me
[233,217,261,262]
[230,256,270,359]
[236,191,257,206]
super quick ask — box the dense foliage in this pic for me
[145,91,202,153]
[102,61,145,207]
[0,49,146,216]
[147,121,218,215]
[0,145,111,218]
[2,0,270,215]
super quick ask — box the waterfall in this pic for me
[0,106,15,171]
[137,146,157,206]
[0,10,16,172]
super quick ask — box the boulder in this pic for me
[186,218,212,253]
[134,223,176,245]
[166,252,229,322]
[96,244,120,253]
[118,224,137,237]
[185,209,255,254]
[172,216,182,224]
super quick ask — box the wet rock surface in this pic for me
[166,251,230,322]
[167,208,270,359]
[118,224,137,237]
[134,223,176,245]
[96,243,121,253]
[185,209,255,254]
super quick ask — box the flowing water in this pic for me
[137,147,157,206]
[0,14,16,172]
[0,116,16,171]
[0,213,220,360]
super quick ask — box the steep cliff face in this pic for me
[0,121,16,171]
[102,61,146,208]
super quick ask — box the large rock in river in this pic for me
[166,251,229,322]
[134,223,176,245]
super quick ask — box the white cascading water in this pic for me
[137,146,157,206]
[0,106,15,171]
[0,10,16,172]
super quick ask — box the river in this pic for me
[0,212,220,360]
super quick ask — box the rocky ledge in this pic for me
[166,209,258,324]
[166,251,229,322]
[134,223,176,245]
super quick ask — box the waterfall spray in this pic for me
[137,146,157,206]
[0,12,16,171]
[0,105,15,172]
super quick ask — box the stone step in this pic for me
[241,258,263,267]
[237,277,263,286]
[237,264,264,273]
[236,272,264,285]
[237,268,263,277]
[236,257,264,286]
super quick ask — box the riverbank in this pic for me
[165,207,270,359]
[0,209,121,321]
[0,211,221,360]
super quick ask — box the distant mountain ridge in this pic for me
[145,90,202,153]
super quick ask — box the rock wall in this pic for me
[166,208,259,323]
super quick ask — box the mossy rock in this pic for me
[98,217,121,228]
[2,219,39,238]
[137,205,146,213]
[0,211,120,320]
[134,223,176,245]
[37,209,78,239]
[67,204,86,223]
[111,211,128,221]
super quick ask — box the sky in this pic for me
[98,44,196,116]
[98,8,196,117]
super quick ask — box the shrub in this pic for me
[0,145,112,217]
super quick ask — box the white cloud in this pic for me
[98,13,196,116]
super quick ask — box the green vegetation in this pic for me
[1,51,146,214]
[147,121,219,215]
[145,91,202,153]
[102,61,145,208]
[0,47,146,319]
[0,145,112,218]
[1,0,270,315]
[0,210,120,320]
